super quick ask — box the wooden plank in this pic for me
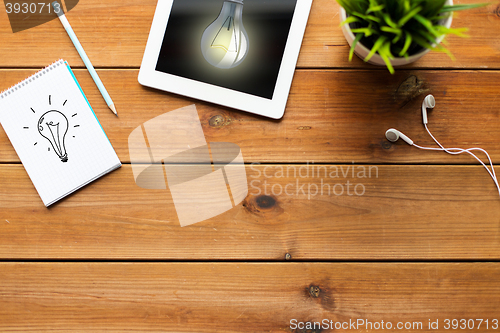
[0,164,499,260]
[0,0,498,69]
[1,69,500,164]
[1,262,499,332]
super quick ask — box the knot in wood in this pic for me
[394,75,427,106]
[309,285,321,298]
[209,115,225,128]
[243,194,283,218]
[255,195,276,209]
[381,140,392,150]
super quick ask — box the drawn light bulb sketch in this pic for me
[38,110,69,163]
[27,95,79,163]
[201,0,249,69]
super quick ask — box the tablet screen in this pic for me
[155,0,297,100]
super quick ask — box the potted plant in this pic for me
[337,0,487,73]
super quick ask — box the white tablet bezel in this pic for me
[138,0,312,119]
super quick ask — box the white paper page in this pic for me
[0,60,121,206]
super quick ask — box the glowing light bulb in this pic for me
[38,110,69,163]
[201,0,249,69]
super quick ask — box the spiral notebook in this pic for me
[0,60,121,206]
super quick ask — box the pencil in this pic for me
[52,1,117,116]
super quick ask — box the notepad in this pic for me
[0,59,121,206]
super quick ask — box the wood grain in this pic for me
[0,0,498,69]
[0,164,498,260]
[1,263,499,332]
[1,69,500,164]
[0,0,499,326]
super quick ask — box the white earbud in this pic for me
[384,95,500,198]
[421,94,435,124]
[385,128,414,145]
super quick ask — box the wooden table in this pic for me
[1,0,500,331]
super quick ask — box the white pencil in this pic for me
[52,1,117,116]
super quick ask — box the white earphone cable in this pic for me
[425,124,499,192]
[412,125,500,196]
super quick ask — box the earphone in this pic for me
[386,95,500,197]
[421,94,435,125]
[385,128,413,145]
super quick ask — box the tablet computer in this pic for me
[138,0,312,119]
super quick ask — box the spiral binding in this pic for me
[0,59,65,100]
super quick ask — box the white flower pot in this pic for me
[339,0,453,67]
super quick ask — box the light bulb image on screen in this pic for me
[38,110,69,163]
[201,0,249,69]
